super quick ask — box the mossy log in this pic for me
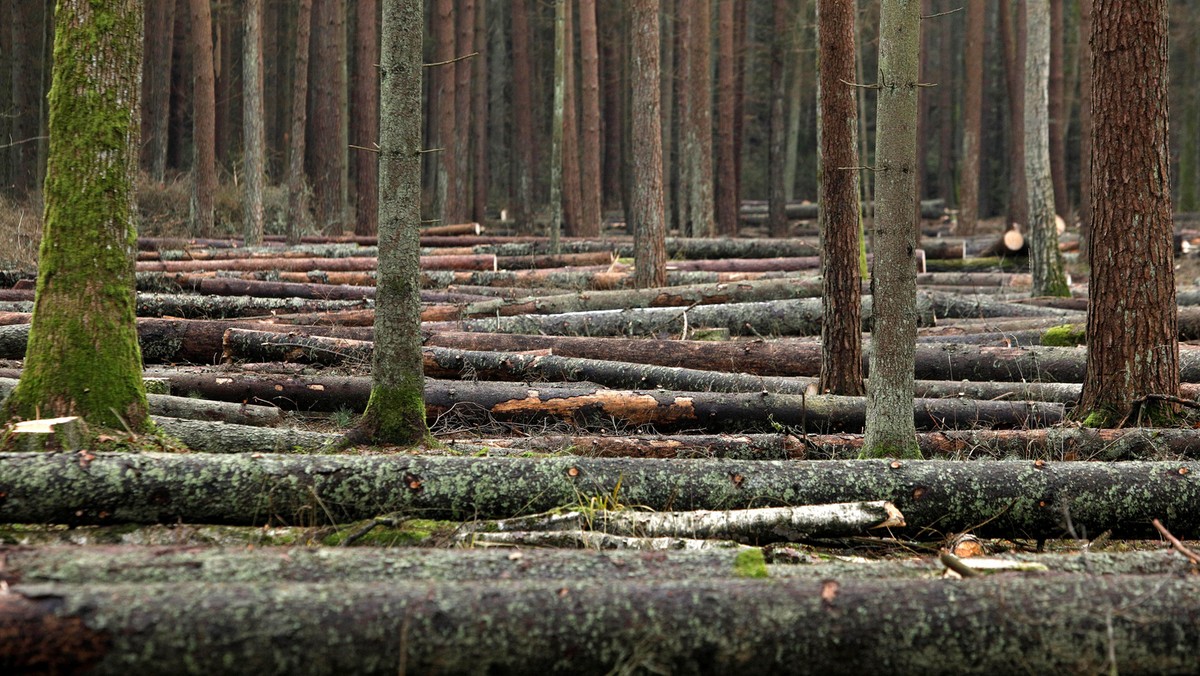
[154,374,1063,432]
[150,417,338,453]
[4,454,1195,538]
[419,267,800,291]
[152,274,376,301]
[5,574,1200,674]
[134,293,371,320]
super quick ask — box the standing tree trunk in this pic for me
[8,0,46,196]
[999,0,1027,228]
[3,0,149,432]
[190,0,217,237]
[471,0,489,224]
[578,0,603,237]
[1078,0,1178,425]
[863,0,921,459]
[629,0,667,289]
[958,0,984,235]
[684,0,715,237]
[817,0,864,397]
[309,0,348,234]
[455,0,475,224]
[242,0,266,246]
[767,0,789,238]
[1023,0,1069,298]
[675,0,694,233]
[661,0,676,233]
[561,0,583,236]
[510,0,535,223]
[354,0,428,444]
[1077,0,1093,250]
[714,0,738,236]
[352,0,380,236]
[549,0,567,246]
[433,0,458,226]
[1047,0,1067,220]
[286,0,314,244]
[141,0,175,182]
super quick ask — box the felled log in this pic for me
[151,417,339,454]
[135,251,613,274]
[420,221,483,235]
[223,329,376,366]
[3,454,1200,538]
[916,272,1034,287]
[741,197,945,219]
[923,256,1024,273]
[153,275,376,301]
[9,575,1200,674]
[451,433,808,459]
[134,293,370,320]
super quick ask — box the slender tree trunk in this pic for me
[685,0,715,237]
[999,0,1027,228]
[510,0,535,222]
[213,9,234,174]
[141,0,175,182]
[242,0,266,247]
[352,0,380,236]
[732,0,746,214]
[309,0,348,234]
[9,0,47,196]
[935,0,954,206]
[863,0,921,459]
[1047,0,1067,219]
[1023,0,1068,298]
[855,0,872,226]
[768,0,788,238]
[913,0,930,224]
[472,0,488,224]
[549,0,567,246]
[630,0,667,288]
[1079,0,1178,424]
[578,0,603,237]
[455,0,475,223]
[1077,0,1093,249]
[561,0,583,236]
[661,0,676,232]
[189,0,217,237]
[3,0,149,432]
[354,0,428,444]
[714,0,738,236]
[675,0,694,232]
[958,0,984,235]
[817,0,864,397]
[432,0,458,226]
[286,0,313,244]
[784,1,809,203]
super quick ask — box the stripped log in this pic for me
[2,454,1200,539]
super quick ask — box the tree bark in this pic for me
[958,0,985,235]
[577,0,603,237]
[714,0,738,236]
[1079,0,1179,424]
[454,0,475,225]
[999,0,1028,229]
[510,0,535,222]
[1077,0,1093,248]
[309,0,348,234]
[286,0,314,244]
[353,0,428,444]
[189,0,217,237]
[767,0,789,238]
[242,0,266,246]
[351,0,380,236]
[140,0,174,181]
[817,0,864,397]
[684,0,715,237]
[1023,0,1069,297]
[2,0,149,432]
[471,0,488,223]
[864,0,921,459]
[1047,0,1068,219]
[629,0,667,289]
[549,0,567,245]
[560,0,582,237]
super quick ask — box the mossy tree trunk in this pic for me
[862,0,921,459]
[1079,0,1178,424]
[352,0,427,444]
[2,0,149,432]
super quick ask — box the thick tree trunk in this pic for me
[864,0,921,459]
[189,0,217,237]
[354,0,428,444]
[684,0,715,237]
[2,0,149,432]
[577,0,602,237]
[714,0,738,236]
[817,0,864,397]
[1023,0,1069,297]
[286,0,314,244]
[1079,0,1178,424]
[242,0,266,246]
[309,0,348,233]
[351,0,380,236]
[140,0,174,181]
[958,0,985,235]
[629,0,667,289]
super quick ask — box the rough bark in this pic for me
[714,0,738,236]
[286,0,314,244]
[140,0,174,181]
[188,0,216,237]
[1077,0,1093,247]
[2,0,149,432]
[152,416,340,453]
[309,0,348,233]
[1023,0,1070,297]
[560,0,583,237]
[159,276,376,302]
[864,0,922,459]
[767,0,789,238]
[454,0,475,225]
[999,0,1027,229]
[630,0,667,289]
[958,0,985,235]
[471,0,488,224]
[1079,0,1179,424]
[1048,0,1067,219]
[352,0,380,236]
[817,0,864,397]
[242,0,266,246]
[683,0,715,236]
[353,0,428,445]
[510,0,535,222]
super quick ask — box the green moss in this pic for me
[733,548,769,578]
[355,377,429,445]
[1041,324,1086,347]
[319,519,451,547]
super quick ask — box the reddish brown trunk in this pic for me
[471,0,488,224]
[767,0,787,238]
[286,0,314,244]
[599,2,625,213]
[687,0,714,237]
[732,0,746,212]
[629,0,667,288]
[510,0,535,221]
[1078,0,1093,244]
[959,0,985,235]
[714,0,738,236]
[352,0,380,236]
[1048,0,1067,219]
[189,0,217,236]
[1079,0,1178,421]
[674,0,693,229]
[309,0,348,233]
[141,0,175,182]
[817,0,864,396]
[578,0,603,237]
[213,8,235,173]
[999,0,1028,228]
[434,0,459,224]
[455,0,476,223]
[562,0,583,235]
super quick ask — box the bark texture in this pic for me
[1079,0,1179,423]
[242,0,266,246]
[3,0,149,431]
[714,0,738,236]
[309,0,348,233]
[286,0,314,243]
[188,0,216,236]
[578,0,603,236]
[352,0,380,236]
[863,0,921,459]
[630,0,668,288]
[140,0,174,181]
[958,0,984,235]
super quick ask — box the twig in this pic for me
[922,7,963,19]
[938,551,979,578]
[1152,518,1200,566]
[839,78,880,90]
[423,51,479,68]
[348,143,379,154]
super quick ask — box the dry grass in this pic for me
[0,192,41,270]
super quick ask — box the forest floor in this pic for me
[3,191,1200,672]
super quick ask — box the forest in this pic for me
[3,0,1200,673]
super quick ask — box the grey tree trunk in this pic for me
[242,0,266,246]
[863,0,921,459]
[630,0,667,288]
[684,0,715,237]
[549,0,566,249]
[1023,0,1069,297]
[189,0,216,237]
[353,0,427,444]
